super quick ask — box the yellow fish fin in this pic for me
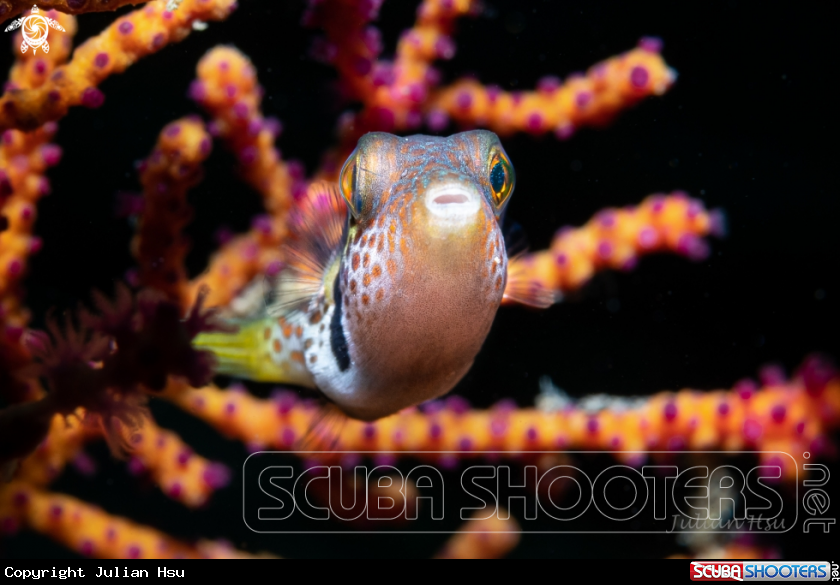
[194,318,315,387]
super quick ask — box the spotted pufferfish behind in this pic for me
[194,130,554,422]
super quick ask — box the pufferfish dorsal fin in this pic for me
[503,253,559,308]
[269,181,348,314]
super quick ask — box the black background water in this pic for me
[1,0,837,559]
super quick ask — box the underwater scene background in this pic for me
[0,0,837,559]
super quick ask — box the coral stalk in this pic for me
[0,11,75,403]
[434,510,521,559]
[0,1,152,24]
[132,117,212,306]
[191,46,294,217]
[14,409,94,486]
[122,416,230,507]
[164,357,839,479]
[10,405,229,507]
[0,285,224,470]
[504,192,725,302]
[187,46,299,307]
[0,483,263,558]
[0,0,237,132]
[429,38,676,138]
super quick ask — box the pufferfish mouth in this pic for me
[424,183,482,220]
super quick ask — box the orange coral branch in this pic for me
[308,8,675,180]
[504,192,724,303]
[191,46,294,217]
[187,46,297,307]
[434,509,521,559]
[0,11,75,402]
[11,405,228,508]
[307,0,478,125]
[428,39,676,137]
[131,117,212,305]
[0,397,67,475]
[365,0,477,131]
[165,357,840,480]
[0,0,237,132]
[14,409,93,487]
[0,0,151,24]
[123,415,230,507]
[0,482,264,558]
[303,0,389,103]
[307,0,481,173]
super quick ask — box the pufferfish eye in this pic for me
[488,150,515,210]
[339,149,363,219]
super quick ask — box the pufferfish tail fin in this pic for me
[193,318,313,386]
[268,181,348,315]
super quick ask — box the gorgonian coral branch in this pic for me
[13,407,93,487]
[164,356,840,480]
[303,0,389,102]
[305,0,482,173]
[0,482,268,558]
[123,417,231,507]
[0,285,224,469]
[190,46,296,217]
[10,403,230,508]
[434,510,521,559]
[305,2,674,175]
[305,0,478,138]
[428,38,675,138]
[0,0,237,132]
[503,192,725,304]
[0,11,75,404]
[188,46,302,307]
[0,0,152,24]
[131,117,212,306]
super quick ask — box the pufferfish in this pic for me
[194,130,553,422]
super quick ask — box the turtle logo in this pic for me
[4,6,65,55]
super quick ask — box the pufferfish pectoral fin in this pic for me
[501,220,557,308]
[502,254,558,309]
[296,402,349,451]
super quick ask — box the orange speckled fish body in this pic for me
[320,131,511,420]
[196,130,517,421]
